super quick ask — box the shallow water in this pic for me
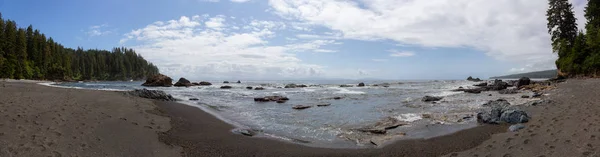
[48,80,536,148]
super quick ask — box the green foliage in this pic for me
[0,12,160,81]
[547,0,579,54]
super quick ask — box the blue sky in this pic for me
[1,0,581,80]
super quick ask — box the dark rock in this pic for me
[246,86,253,90]
[508,124,525,132]
[317,103,331,107]
[297,84,308,88]
[174,77,194,87]
[126,89,175,101]
[293,105,312,110]
[422,96,443,102]
[254,87,265,90]
[488,79,509,90]
[141,74,173,87]
[198,81,212,86]
[340,85,354,87]
[467,76,482,82]
[421,114,432,119]
[498,88,519,94]
[254,98,270,102]
[474,82,488,87]
[189,98,199,101]
[254,96,289,102]
[223,81,230,84]
[220,86,233,89]
[517,77,531,88]
[276,100,287,103]
[532,92,542,98]
[237,80,241,83]
[458,86,464,89]
[477,99,530,124]
[333,97,342,100]
[284,84,297,88]
[233,129,257,136]
[358,82,365,87]
[521,95,530,98]
[192,82,200,86]
[488,94,492,96]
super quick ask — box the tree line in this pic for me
[547,0,600,77]
[0,12,159,81]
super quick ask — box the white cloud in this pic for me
[268,0,587,72]
[121,15,334,79]
[388,50,415,57]
[86,24,112,37]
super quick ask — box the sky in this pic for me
[0,0,588,80]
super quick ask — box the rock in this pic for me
[220,86,233,89]
[254,87,265,90]
[458,86,464,89]
[189,98,199,101]
[358,117,409,134]
[284,84,297,88]
[233,129,257,136]
[501,108,530,124]
[517,77,531,88]
[141,74,173,87]
[293,105,312,110]
[254,96,289,102]
[223,81,230,84]
[477,99,530,124]
[474,82,488,87]
[192,82,200,86]
[520,84,556,92]
[198,81,212,86]
[508,124,526,132]
[333,97,342,100]
[297,84,308,88]
[498,88,519,94]
[317,103,331,107]
[467,76,482,82]
[237,80,241,83]
[246,86,253,90]
[488,79,509,90]
[453,88,483,94]
[521,95,530,98]
[276,100,287,103]
[254,98,270,102]
[422,96,443,102]
[532,92,542,98]
[421,114,432,119]
[340,85,354,87]
[126,89,175,101]
[358,82,365,87]
[488,94,492,96]
[174,77,194,87]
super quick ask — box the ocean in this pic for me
[44,80,536,148]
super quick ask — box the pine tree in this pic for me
[15,28,29,79]
[547,0,579,57]
[0,13,5,77]
[3,20,18,78]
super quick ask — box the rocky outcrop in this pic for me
[487,79,509,90]
[246,86,253,90]
[477,99,530,124]
[254,96,289,102]
[220,86,232,89]
[254,87,265,90]
[292,105,312,110]
[422,96,443,102]
[498,88,519,94]
[192,82,200,86]
[126,89,175,101]
[237,80,241,83]
[358,82,365,87]
[223,81,230,84]
[340,85,354,87]
[141,74,173,87]
[467,76,482,82]
[517,77,531,88]
[174,77,193,87]
[198,81,212,86]
[474,82,488,87]
[284,84,297,88]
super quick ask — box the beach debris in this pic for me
[233,128,257,136]
[254,96,289,102]
[189,98,199,101]
[477,99,530,124]
[498,88,519,94]
[141,74,173,87]
[254,87,265,90]
[292,105,312,110]
[223,81,230,84]
[126,89,176,101]
[517,77,531,88]
[421,96,443,102]
[317,103,331,107]
[467,76,482,82]
[174,77,194,87]
[220,86,233,89]
[198,81,212,86]
[508,124,526,132]
[358,82,365,87]
[340,85,354,87]
[521,95,530,98]
[246,86,253,90]
[357,117,409,134]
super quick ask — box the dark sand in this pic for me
[4,79,596,157]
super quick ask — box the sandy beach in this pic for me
[1,79,598,156]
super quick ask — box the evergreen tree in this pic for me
[547,0,579,57]
[0,13,5,77]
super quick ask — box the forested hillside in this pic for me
[490,70,558,79]
[0,13,159,81]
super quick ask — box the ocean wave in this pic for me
[393,113,423,122]
[332,87,365,94]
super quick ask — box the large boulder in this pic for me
[517,77,531,88]
[473,82,488,87]
[477,99,530,124]
[220,86,233,89]
[198,81,212,86]
[487,79,509,90]
[126,89,175,101]
[498,88,519,94]
[174,77,193,87]
[358,82,366,87]
[141,74,173,87]
[467,76,482,82]
[284,84,297,88]
[422,96,443,102]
